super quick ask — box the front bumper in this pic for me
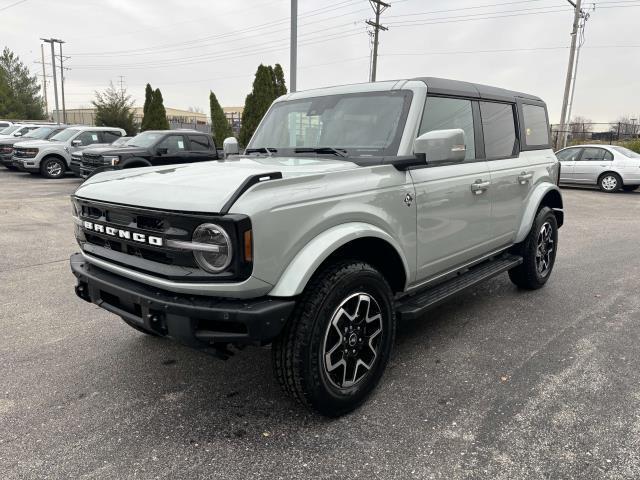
[70,253,295,347]
[12,156,39,172]
[0,153,14,167]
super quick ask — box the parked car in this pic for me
[70,77,563,416]
[12,126,126,179]
[69,136,132,177]
[77,130,219,178]
[0,125,68,170]
[556,144,640,192]
[0,120,14,129]
[0,123,43,140]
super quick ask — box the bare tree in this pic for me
[569,116,592,135]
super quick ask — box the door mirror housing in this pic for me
[414,129,466,164]
[71,139,82,147]
[156,147,168,155]
[223,137,239,156]
[14,132,22,137]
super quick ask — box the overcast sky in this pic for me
[3,0,639,123]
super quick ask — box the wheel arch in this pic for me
[268,222,410,297]
[120,157,152,168]
[515,184,564,243]
[597,170,622,186]
[41,153,67,166]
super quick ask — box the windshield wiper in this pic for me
[294,147,348,158]
[246,147,278,156]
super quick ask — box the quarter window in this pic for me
[522,104,550,147]
[419,96,475,160]
[188,135,211,151]
[479,102,517,159]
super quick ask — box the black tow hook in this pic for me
[75,282,90,302]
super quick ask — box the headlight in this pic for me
[192,223,232,273]
[22,148,39,157]
[103,155,120,166]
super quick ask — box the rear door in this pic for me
[481,101,530,246]
[574,147,613,184]
[556,147,582,182]
[410,95,493,280]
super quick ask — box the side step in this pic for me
[396,253,522,321]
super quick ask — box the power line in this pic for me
[0,0,27,12]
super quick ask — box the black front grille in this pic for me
[74,196,253,282]
[81,154,104,167]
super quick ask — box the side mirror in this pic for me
[156,147,168,155]
[14,132,22,137]
[414,128,466,164]
[71,139,82,147]
[223,137,239,156]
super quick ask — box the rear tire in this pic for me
[40,157,66,179]
[120,316,161,336]
[509,206,558,290]
[272,261,396,417]
[598,172,622,193]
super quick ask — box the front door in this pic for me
[411,95,493,281]
[556,147,582,182]
[154,134,188,165]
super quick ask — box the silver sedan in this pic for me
[556,144,640,192]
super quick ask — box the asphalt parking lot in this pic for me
[1,169,640,480]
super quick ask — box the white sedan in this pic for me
[556,144,640,192]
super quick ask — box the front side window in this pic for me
[248,91,412,157]
[480,102,517,159]
[581,147,612,161]
[419,96,475,160]
[156,135,186,154]
[556,148,581,162]
[522,104,550,147]
[75,131,101,146]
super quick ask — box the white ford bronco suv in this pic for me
[70,78,563,416]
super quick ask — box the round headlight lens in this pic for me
[192,223,232,273]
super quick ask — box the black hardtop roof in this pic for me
[413,77,544,104]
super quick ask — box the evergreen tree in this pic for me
[239,64,277,146]
[92,82,138,135]
[0,47,45,119]
[140,83,153,131]
[273,63,287,97]
[209,90,231,147]
[144,88,170,130]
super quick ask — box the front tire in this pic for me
[41,157,66,179]
[598,172,622,193]
[509,206,558,290]
[272,261,395,417]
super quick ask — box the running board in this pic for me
[396,253,523,321]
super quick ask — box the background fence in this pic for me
[551,122,640,150]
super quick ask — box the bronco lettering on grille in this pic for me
[83,221,163,246]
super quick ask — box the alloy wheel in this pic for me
[535,221,554,277]
[46,161,63,177]
[601,175,618,191]
[322,292,383,389]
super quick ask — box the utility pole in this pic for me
[41,38,61,124]
[39,44,48,117]
[290,0,297,92]
[559,0,582,148]
[58,41,67,124]
[565,7,591,138]
[118,75,126,94]
[366,0,390,82]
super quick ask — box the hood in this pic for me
[75,155,358,213]
[14,139,55,149]
[81,145,146,156]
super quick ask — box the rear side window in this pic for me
[581,147,612,162]
[419,96,475,160]
[102,130,122,143]
[479,102,517,159]
[522,104,550,147]
[188,135,211,151]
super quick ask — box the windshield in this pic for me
[0,125,21,135]
[612,146,640,158]
[24,127,56,139]
[127,131,164,148]
[248,91,412,157]
[50,128,80,142]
